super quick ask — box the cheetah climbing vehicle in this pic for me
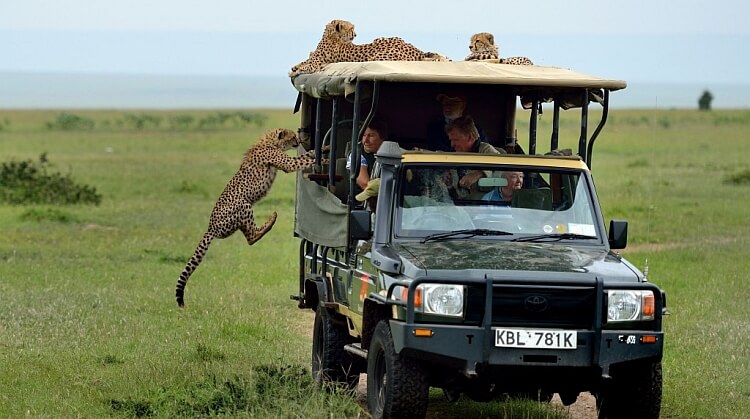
[289,61,666,419]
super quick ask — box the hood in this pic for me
[394,240,640,281]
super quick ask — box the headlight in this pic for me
[607,290,655,322]
[423,284,464,316]
[399,284,465,317]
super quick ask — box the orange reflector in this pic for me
[413,328,434,338]
[643,293,655,317]
[400,287,423,308]
[640,335,658,344]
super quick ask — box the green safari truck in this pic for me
[289,61,666,419]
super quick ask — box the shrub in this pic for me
[698,90,713,111]
[0,153,102,205]
[195,112,268,130]
[46,113,95,130]
[168,114,195,130]
[20,208,77,223]
[724,169,750,185]
[122,114,162,130]
[236,112,268,128]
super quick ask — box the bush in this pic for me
[168,114,195,130]
[20,208,78,223]
[698,90,714,111]
[0,153,102,205]
[122,114,162,130]
[46,113,95,130]
[724,169,750,185]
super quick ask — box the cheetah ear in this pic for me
[488,34,495,44]
[335,22,341,32]
[277,129,285,140]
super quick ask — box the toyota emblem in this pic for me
[524,295,549,312]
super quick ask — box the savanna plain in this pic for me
[0,108,748,418]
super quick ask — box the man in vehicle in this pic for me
[444,116,503,199]
[346,118,389,191]
[426,94,487,151]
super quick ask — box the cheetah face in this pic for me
[470,32,495,53]
[263,128,300,151]
[326,19,356,43]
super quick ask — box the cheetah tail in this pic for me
[175,232,214,307]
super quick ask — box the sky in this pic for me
[1,0,749,85]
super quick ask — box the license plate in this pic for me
[495,328,577,349]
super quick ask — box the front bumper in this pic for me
[390,321,663,377]
[379,276,665,378]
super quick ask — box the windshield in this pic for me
[395,164,601,242]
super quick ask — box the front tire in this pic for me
[311,305,359,390]
[596,360,662,419]
[367,321,429,418]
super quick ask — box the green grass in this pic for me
[1,108,749,418]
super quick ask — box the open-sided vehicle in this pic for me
[289,61,666,418]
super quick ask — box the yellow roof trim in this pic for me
[400,152,590,171]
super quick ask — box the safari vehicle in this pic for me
[289,61,666,418]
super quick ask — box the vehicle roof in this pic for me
[400,151,591,171]
[291,61,627,99]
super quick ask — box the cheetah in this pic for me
[290,19,449,77]
[465,32,499,61]
[464,32,534,65]
[500,56,534,65]
[175,128,326,307]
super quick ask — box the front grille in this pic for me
[464,284,596,329]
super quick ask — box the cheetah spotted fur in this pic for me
[464,32,533,65]
[290,19,449,77]
[175,128,326,307]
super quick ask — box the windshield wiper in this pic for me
[420,228,514,244]
[511,233,598,242]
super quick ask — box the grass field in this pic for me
[1,108,749,418]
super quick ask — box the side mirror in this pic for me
[608,219,628,250]
[349,209,372,241]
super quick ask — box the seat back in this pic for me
[330,157,350,201]
[512,188,553,210]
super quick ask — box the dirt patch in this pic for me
[356,375,598,418]
[81,223,117,231]
[551,392,597,419]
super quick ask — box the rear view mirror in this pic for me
[608,219,628,249]
[477,176,508,192]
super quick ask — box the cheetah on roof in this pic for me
[290,19,449,77]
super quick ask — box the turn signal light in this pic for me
[400,287,423,308]
[640,335,658,344]
[413,328,434,337]
[643,293,655,317]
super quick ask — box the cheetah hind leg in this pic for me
[241,211,277,246]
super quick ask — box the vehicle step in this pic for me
[344,343,368,359]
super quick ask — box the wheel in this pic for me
[311,305,359,390]
[596,360,662,419]
[367,321,429,418]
